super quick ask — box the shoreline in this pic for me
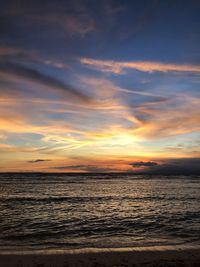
[0,244,200,254]
[0,245,200,267]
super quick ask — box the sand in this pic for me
[0,245,200,267]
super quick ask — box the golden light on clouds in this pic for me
[81,58,200,74]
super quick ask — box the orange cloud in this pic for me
[81,58,200,74]
[0,71,199,167]
[0,46,21,56]
[132,95,200,138]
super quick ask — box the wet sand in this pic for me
[0,245,200,267]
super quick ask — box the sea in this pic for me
[0,173,200,251]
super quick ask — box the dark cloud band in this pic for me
[0,60,91,102]
[130,161,158,168]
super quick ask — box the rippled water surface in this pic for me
[0,173,200,250]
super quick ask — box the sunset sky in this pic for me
[0,0,200,172]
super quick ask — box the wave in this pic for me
[0,195,199,203]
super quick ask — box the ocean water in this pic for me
[0,173,200,250]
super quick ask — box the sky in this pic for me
[0,0,200,173]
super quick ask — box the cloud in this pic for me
[0,76,199,160]
[0,60,92,103]
[0,143,18,152]
[140,158,200,175]
[51,164,111,172]
[0,0,96,40]
[32,12,95,37]
[0,0,127,40]
[63,15,95,36]
[79,75,167,100]
[132,95,200,138]
[0,133,7,141]
[130,161,158,168]
[80,58,200,74]
[0,47,21,56]
[28,159,51,163]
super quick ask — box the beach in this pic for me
[0,246,200,267]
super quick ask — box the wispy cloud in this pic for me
[0,73,199,161]
[0,61,91,103]
[133,95,200,138]
[81,58,200,74]
[51,164,111,172]
[0,47,21,56]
